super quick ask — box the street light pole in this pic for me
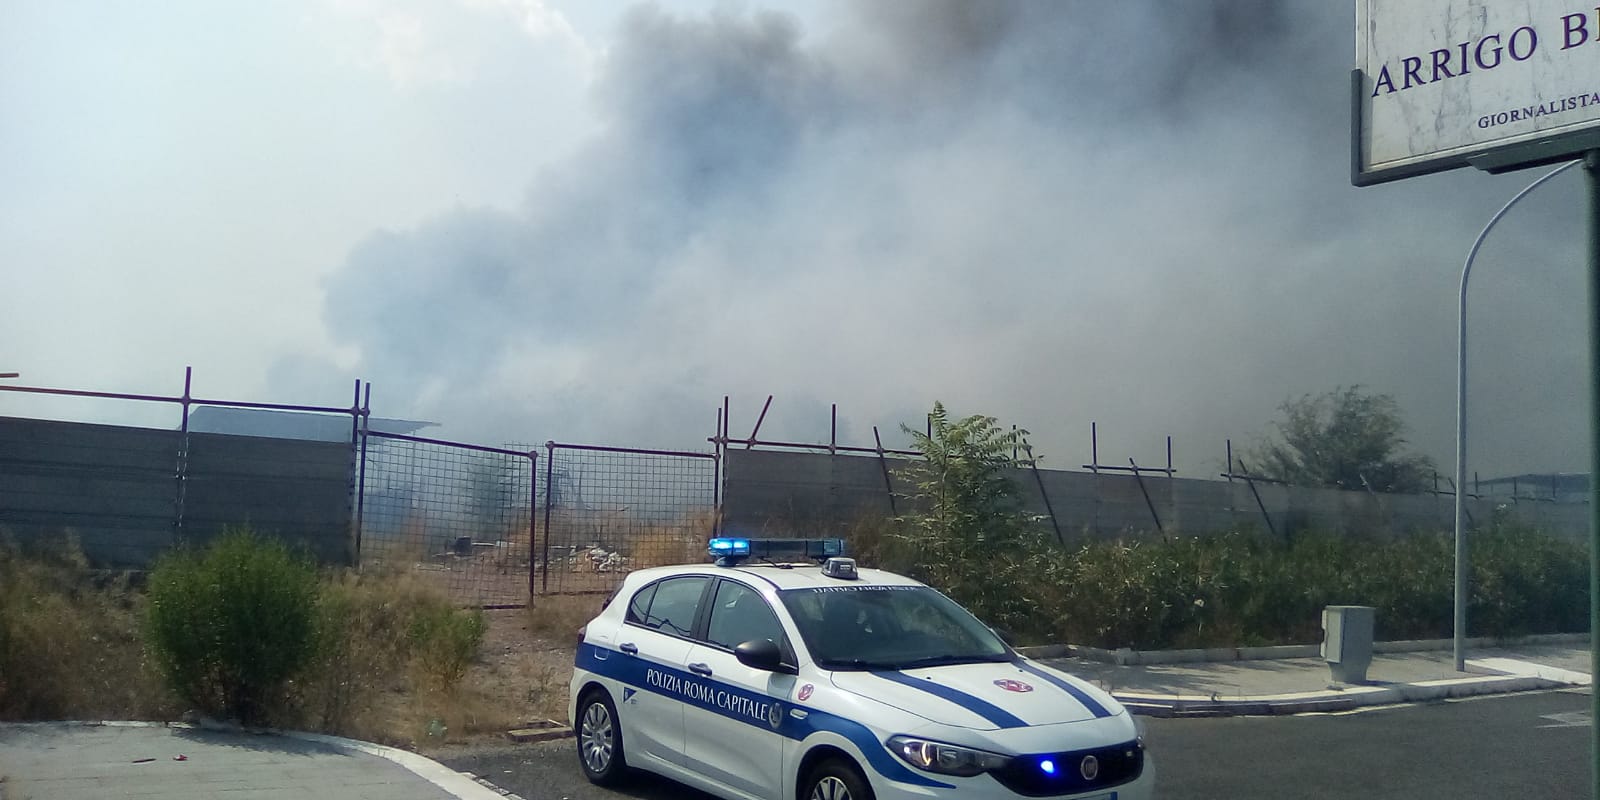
[1584,149,1600,800]
[1455,159,1580,673]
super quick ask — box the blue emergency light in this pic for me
[708,537,845,566]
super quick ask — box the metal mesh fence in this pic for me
[536,443,717,595]
[358,432,537,607]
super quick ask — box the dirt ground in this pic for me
[420,598,600,755]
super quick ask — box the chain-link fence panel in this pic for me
[536,443,716,594]
[358,432,536,607]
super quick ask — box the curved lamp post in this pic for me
[1455,159,1581,672]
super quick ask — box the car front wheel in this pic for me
[805,758,874,800]
[576,690,627,785]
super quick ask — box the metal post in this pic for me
[1581,148,1600,800]
[873,426,897,517]
[174,366,193,546]
[719,401,730,537]
[1129,459,1163,535]
[747,395,772,448]
[354,382,371,566]
[528,449,538,601]
[1025,446,1064,546]
[711,423,722,539]
[1455,158,1580,673]
[1236,458,1279,542]
[830,404,837,455]
[542,441,555,595]
[1226,439,1234,483]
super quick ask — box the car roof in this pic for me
[624,562,926,591]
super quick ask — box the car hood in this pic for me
[828,660,1119,730]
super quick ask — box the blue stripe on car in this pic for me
[575,643,953,789]
[1013,660,1113,719]
[870,670,1029,729]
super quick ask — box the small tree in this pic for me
[895,403,1042,630]
[1246,386,1436,493]
[145,528,319,725]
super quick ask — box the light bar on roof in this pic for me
[707,537,846,565]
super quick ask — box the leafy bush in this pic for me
[851,500,1588,650]
[893,402,1048,634]
[408,599,487,693]
[144,528,319,725]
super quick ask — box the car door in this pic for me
[616,575,711,767]
[681,578,797,800]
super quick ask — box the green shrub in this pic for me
[893,403,1048,635]
[848,515,1588,650]
[144,528,319,725]
[408,601,487,693]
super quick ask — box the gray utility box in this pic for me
[1321,605,1375,684]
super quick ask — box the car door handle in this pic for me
[688,662,713,677]
[620,643,639,655]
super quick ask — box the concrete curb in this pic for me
[284,731,516,800]
[0,721,511,800]
[1026,632,1593,666]
[1111,674,1568,718]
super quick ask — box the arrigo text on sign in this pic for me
[1371,6,1599,98]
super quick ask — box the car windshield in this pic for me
[778,585,1011,670]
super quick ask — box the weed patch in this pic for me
[0,536,174,721]
[851,516,1588,649]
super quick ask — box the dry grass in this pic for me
[0,537,177,722]
[285,581,589,750]
[0,536,616,753]
[376,596,602,750]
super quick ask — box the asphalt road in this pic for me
[439,689,1593,800]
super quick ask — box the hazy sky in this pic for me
[2,1,1589,482]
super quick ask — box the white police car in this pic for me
[569,538,1153,800]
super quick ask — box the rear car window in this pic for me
[625,583,658,625]
[638,576,707,637]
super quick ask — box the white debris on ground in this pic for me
[566,545,630,573]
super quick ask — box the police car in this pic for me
[569,538,1152,800]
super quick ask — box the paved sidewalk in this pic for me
[0,723,505,800]
[1041,642,1593,717]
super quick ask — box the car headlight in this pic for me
[886,735,1011,777]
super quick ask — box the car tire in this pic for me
[805,758,874,800]
[576,689,628,786]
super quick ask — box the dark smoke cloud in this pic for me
[310,1,1588,479]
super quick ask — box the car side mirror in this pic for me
[734,638,790,673]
